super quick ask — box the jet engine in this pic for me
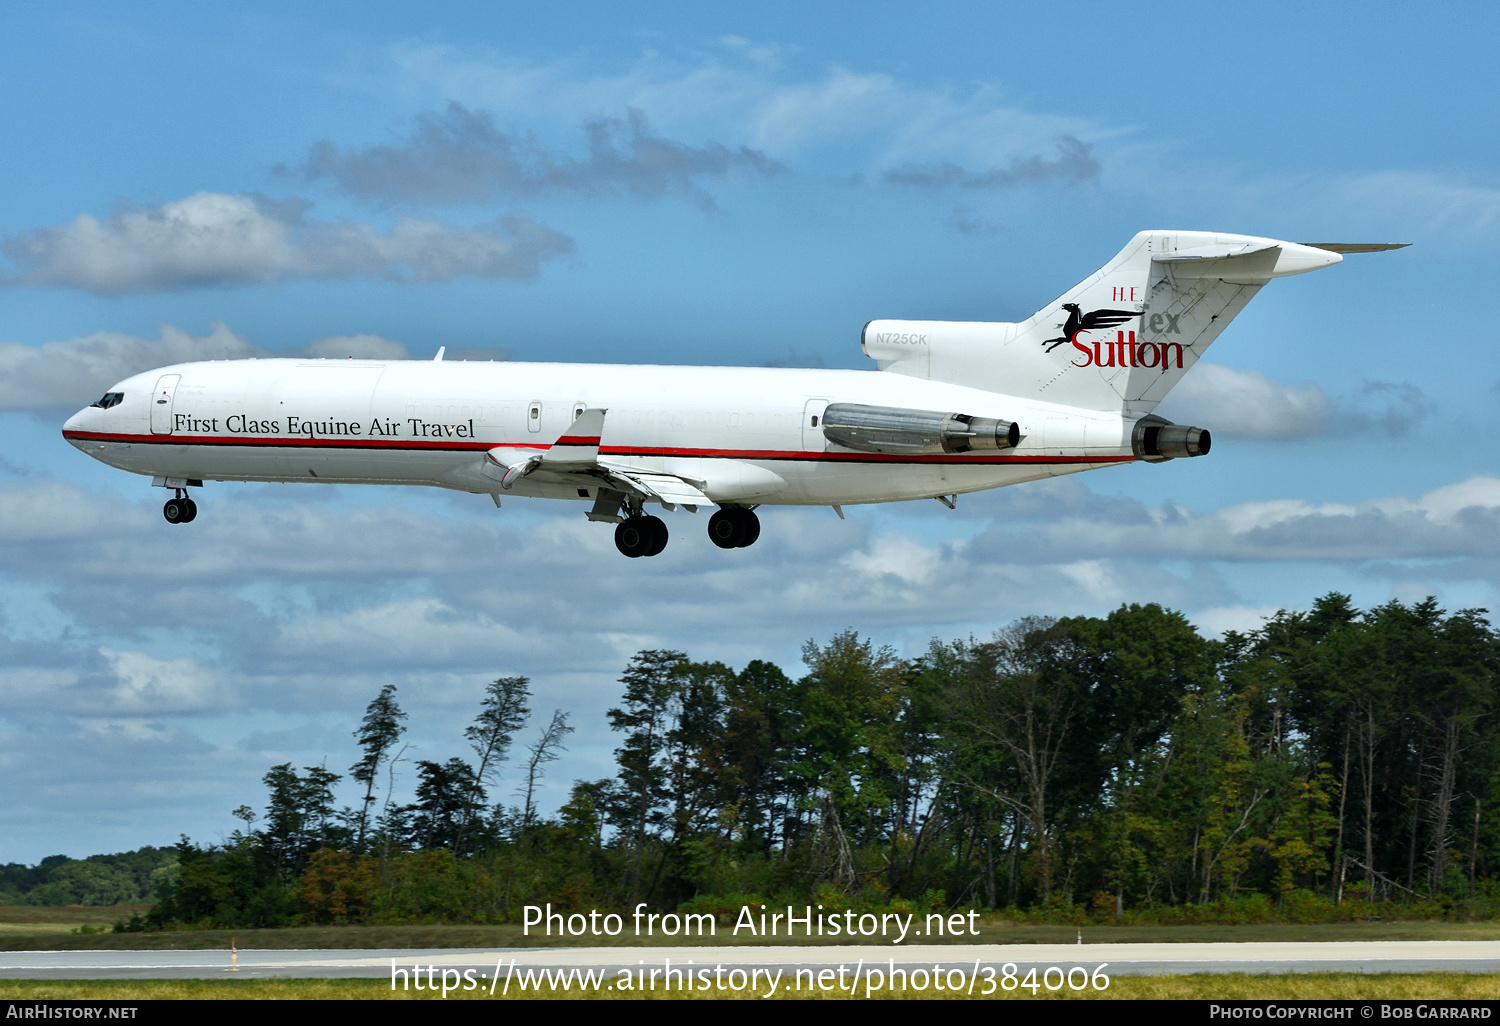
[822,403,1020,455]
[1132,414,1211,461]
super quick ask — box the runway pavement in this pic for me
[5,941,1500,980]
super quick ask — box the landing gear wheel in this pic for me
[738,509,760,547]
[708,508,743,548]
[709,507,760,548]
[180,498,198,523]
[615,518,651,558]
[641,515,668,556]
[163,498,188,524]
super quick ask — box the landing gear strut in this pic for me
[615,514,668,557]
[163,489,197,524]
[708,507,759,549]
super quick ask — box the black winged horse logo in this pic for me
[1042,303,1142,353]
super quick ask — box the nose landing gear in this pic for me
[708,507,759,549]
[163,489,197,524]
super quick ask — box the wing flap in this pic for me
[606,469,711,510]
[487,409,709,511]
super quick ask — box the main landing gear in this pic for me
[603,499,760,558]
[708,507,760,549]
[162,489,197,524]
[615,515,668,558]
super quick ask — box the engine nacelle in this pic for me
[822,403,1020,455]
[1132,414,1211,462]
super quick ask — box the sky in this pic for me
[3,2,1500,863]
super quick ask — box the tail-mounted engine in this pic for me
[822,403,1020,455]
[1132,414,1211,462]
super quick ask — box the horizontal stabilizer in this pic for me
[1299,242,1411,254]
[1153,241,1340,281]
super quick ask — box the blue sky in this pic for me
[3,2,1499,863]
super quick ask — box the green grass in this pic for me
[0,905,149,937]
[5,916,1500,951]
[2,974,1500,1000]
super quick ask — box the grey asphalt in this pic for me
[4,941,1500,980]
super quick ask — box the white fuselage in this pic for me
[62,358,1139,507]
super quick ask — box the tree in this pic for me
[944,618,1085,904]
[411,758,477,851]
[520,710,574,831]
[260,764,343,878]
[350,684,407,853]
[720,660,799,853]
[1059,603,1216,911]
[458,676,532,853]
[608,649,687,902]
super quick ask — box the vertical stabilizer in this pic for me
[864,231,1343,414]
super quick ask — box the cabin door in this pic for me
[150,374,180,435]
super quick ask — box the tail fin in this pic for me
[863,231,1346,414]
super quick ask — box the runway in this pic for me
[5,941,1500,980]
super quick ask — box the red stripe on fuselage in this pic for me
[61,430,1135,466]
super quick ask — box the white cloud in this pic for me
[76,718,182,744]
[1,192,573,293]
[0,649,233,715]
[275,597,540,667]
[0,322,256,410]
[1158,364,1435,441]
[98,648,235,714]
[1158,363,1330,439]
[883,137,1100,190]
[369,44,1104,173]
[0,668,80,705]
[1327,170,1500,240]
[969,475,1500,563]
[0,323,415,411]
[304,334,409,360]
[294,103,784,209]
[348,40,1500,252]
[841,534,943,587]
[1190,605,1283,638]
[0,480,145,541]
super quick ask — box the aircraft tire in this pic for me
[163,498,188,524]
[736,509,760,548]
[181,499,198,523]
[642,515,668,556]
[614,518,649,558]
[708,508,743,549]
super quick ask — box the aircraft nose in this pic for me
[62,407,92,446]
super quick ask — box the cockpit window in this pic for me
[90,392,124,410]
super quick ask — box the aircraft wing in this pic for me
[597,462,711,511]
[488,408,711,512]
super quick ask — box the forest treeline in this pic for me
[101,593,1500,929]
[0,849,176,907]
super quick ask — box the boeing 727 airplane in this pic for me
[62,231,1400,557]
